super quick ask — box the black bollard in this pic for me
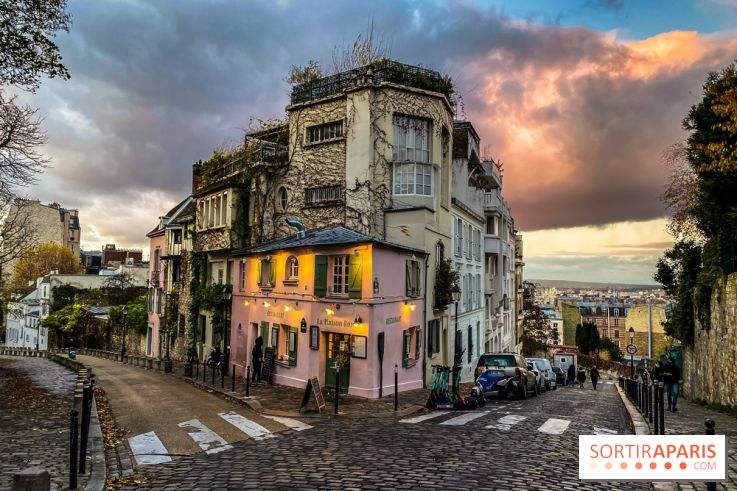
[69,409,79,490]
[203,359,207,383]
[246,366,250,397]
[653,382,659,434]
[195,359,199,379]
[658,382,665,435]
[705,419,716,491]
[211,362,215,386]
[232,364,236,392]
[334,367,340,415]
[221,363,225,389]
[79,381,91,474]
[394,364,398,411]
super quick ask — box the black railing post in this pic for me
[69,409,79,490]
[221,363,225,389]
[211,362,215,386]
[79,381,91,474]
[334,366,340,415]
[658,382,665,435]
[231,364,236,392]
[653,381,659,434]
[705,419,716,491]
[246,366,251,397]
[394,364,399,411]
[195,359,199,379]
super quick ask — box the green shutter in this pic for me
[269,258,276,286]
[416,328,421,360]
[348,254,362,299]
[415,262,421,297]
[405,260,411,297]
[402,330,410,367]
[256,260,262,285]
[260,321,269,355]
[288,327,298,366]
[314,255,328,297]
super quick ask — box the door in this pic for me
[325,332,350,393]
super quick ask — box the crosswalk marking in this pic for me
[128,431,172,465]
[260,415,313,431]
[594,426,618,435]
[439,411,489,426]
[218,411,275,440]
[178,419,233,454]
[399,411,452,424]
[537,418,571,435]
[486,414,527,430]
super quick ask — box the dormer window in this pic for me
[285,256,298,283]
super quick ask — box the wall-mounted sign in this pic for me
[267,310,285,319]
[300,317,307,333]
[386,316,401,325]
[316,317,355,328]
[310,326,320,350]
[351,335,367,359]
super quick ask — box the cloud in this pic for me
[524,255,660,284]
[585,0,626,11]
[19,0,737,252]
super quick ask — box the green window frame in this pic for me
[288,327,298,366]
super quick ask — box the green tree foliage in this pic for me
[598,336,623,362]
[575,322,600,355]
[655,241,702,344]
[109,294,147,336]
[520,283,550,355]
[39,303,83,335]
[433,259,460,310]
[102,271,143,306]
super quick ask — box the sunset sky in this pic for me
[17,0,737,284]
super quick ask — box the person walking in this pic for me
[590,366,600,390]
[567,364,576,388]
[576,366,586,388]
[651,360,663,385]
[662,357,681,412]
[251,336,264,383]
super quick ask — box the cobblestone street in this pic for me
[0,356,76,491]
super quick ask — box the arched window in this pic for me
[435,241,445,265]
[278,187,288,212]
[286,255,298,281]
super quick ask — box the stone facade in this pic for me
[683,272,737,406]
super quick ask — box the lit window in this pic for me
[330,255,349,296]
[285,256,298,281]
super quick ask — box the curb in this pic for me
[84,394,106,491]
[614,383,650,435]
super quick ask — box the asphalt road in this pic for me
[120,378,651,490]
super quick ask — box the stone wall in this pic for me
[682,272,737,405]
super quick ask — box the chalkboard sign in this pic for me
[300,376,326,412]
[262,346,276,384]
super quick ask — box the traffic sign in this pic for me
[626,344,637,355]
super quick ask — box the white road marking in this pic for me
[399,411,452,424]
[218,411,275,440]
[260,415,313,431]
[486,414,527,430]
[439,411,490,426]
[594,426,618,435]
[178,419,232,455]
[128,431,172,465]
[537,418,571,435]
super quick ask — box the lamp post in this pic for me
[120,305,128,361]
[629,327,635,379]
[450,283,461,392]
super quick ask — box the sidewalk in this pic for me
[78,350,429,418]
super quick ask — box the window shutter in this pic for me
[269,259,276,286]
[348,254,362,299]
[405,260,411,297]
[256,260,262,285]
[402,330,410,367]
[314,255,328,297]
[288,328,298,366]
[415,262,421,297]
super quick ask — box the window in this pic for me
[614,318,619,326]
[602,328,608,337]
[614,339,620,348]
[270,325,279,350]
[406,260,421,297]
[305,185,342,206]
[172,260,181,283]
[427,319,440,356]
[221,193,227,225]
[210,261,224,285]
[486,215,498,235]
[330,255,349,296]
[285,256,298,282]
[307,120,343,144]
[455,218,463,257]
[435,241,444,265]
[214,195,221,227]
[278,187,288,211]
[258,258,275,288]
[613,308,620,317]
[468,325,473,363]
[614,329,619,339]
[239,260,247,291]
[402,326,420,367]
[393,162,433,196]
[393,115,429,163]
[173,229,182,244]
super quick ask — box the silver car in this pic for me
[528,357,556,391]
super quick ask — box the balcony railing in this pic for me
[291,60,453,105]
[305,185,343,206]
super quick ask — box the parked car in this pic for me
[552,366,566,387]
[527,361,544,394]
[474,353,537,399]
[528,357,556,390]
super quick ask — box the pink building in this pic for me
[230,226,426,398]
[146,222,166,357]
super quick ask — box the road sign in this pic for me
[626,344,637,355]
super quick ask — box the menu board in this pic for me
[300,376,326,412]
[262,346,275,384]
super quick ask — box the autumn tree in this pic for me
[7,242,81,291]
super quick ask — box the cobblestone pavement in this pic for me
[123,380,651,490]
[0,356,76,491]
[650,397,737,490]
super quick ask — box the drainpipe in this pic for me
[422,256,429,388]
[647,297,652,360]
[285,218,306,238]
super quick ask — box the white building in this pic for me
[450,121,495,381]
[4,288,47,350]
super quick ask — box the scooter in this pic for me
[68,347,77,360]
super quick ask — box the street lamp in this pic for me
[594,347,600,367]
[628,327,635,379]
[450,283,461,392]
[120,305,128,361]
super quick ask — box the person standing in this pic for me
[590,366,600,390]
[662,357,681,412]
[251,336,264,383]
[567,364,576,388]
[651,360,663,385]
[576,366,586,388]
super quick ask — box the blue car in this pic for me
[473,353,538,400]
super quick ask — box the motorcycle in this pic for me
[206,346,222,369]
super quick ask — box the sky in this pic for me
[15,0,737,284]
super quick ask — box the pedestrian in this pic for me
[662,357,681,412]
[651,360,663,385]
[251,336,263,384]
[567,364,576,387]
[590,366,600,390]
[577,366,586,388]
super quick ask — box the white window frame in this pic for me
[393,162,433,196]
[393,115,430,163]
[285,256,299,282]
[239,260,246,291]
[329,255,350,297]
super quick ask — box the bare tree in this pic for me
[661,141,700,240]
[331,19,392,73]
[0,198,38,267]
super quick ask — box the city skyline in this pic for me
[15,0,737,284]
